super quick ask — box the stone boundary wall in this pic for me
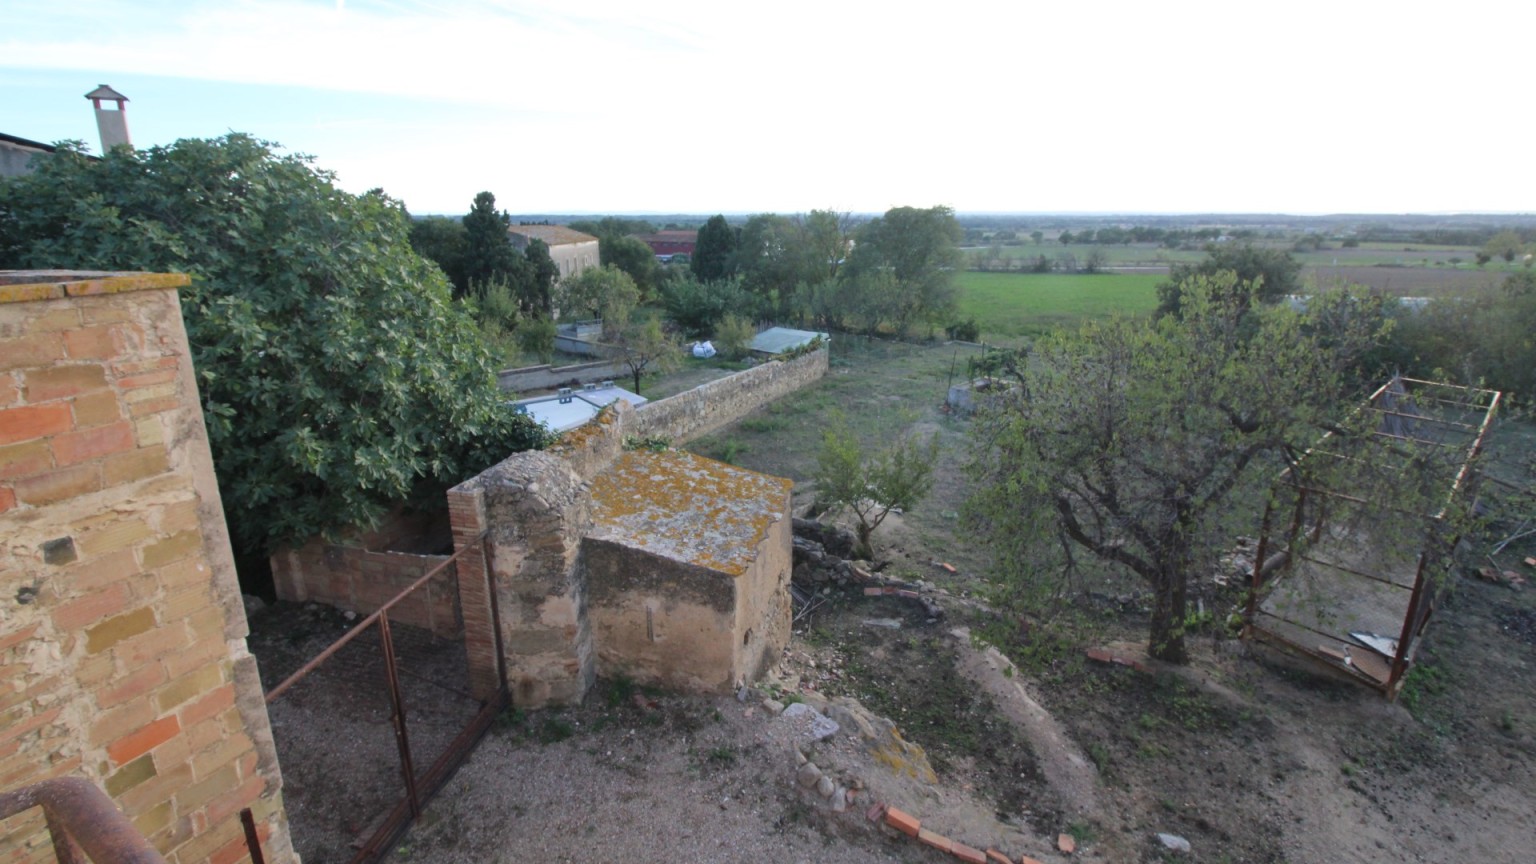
[0,271,293,864]
[270,539,458,638]
[497,357,626,393]
[632,345,828,444]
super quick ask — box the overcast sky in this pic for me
[2,0,1529,216]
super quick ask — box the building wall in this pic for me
[548,240,599,281]
[730,499,793,687]
[0,272,293,864]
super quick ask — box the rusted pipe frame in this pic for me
[265,529,490,703]
[1291,553,1417,591]
[0,777,167,864]
[377,613,422,820]
[1363,404,1482,431]
[240,808,266,864]
[482,531,510,702]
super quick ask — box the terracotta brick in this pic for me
[919,828,953,854]
[51,581,133,630]
[0,372,16,406]
[159,498,201,534]
[82,304,133,325]
[141,530,202,569]
[1020,857,1045,864]
[951,842,986,864]
[72,389,122,428]
[984,850,1013,864]
[128,395,179,417]
[103,444,169,485]
[98,662,168,710]
[28,306,82,332]
[163,635,228,679]
[115,623,191,671]
[176,763,238,813]
[52,420,133,466]
[107,714,180,765]
[104,753,157,797]
[23,363,108,402]
[0,622,40,653]
[85,606,156,654]
[199,755,262,814]
[209,830,255,864]
[112,357,179,376]
[0,485,14,513]
[158,557,211,593]
[155,662,225,713]
[89,697,155,747]
[76,515,153,557]
[118,760,193,817]
[123,382,176,405]
[67,548,140,592]
[0,402,73,446]
[186,606,229,642]
[179,683,236,729]
[162,585,214,622]
[117,367,178,390]
[0,438,52,480]
[0,707,61,746]
[1057,833,1076,854]
[0,332,65,371]
[132,800,174,839]
[13,463,101,505]
[134,416,164,446]
[63,325,122,360]
[885,806,920,837]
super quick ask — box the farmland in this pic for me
[954,271,1162,341]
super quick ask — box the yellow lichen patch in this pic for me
[587,449,791,576]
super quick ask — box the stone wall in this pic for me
[632,345,828,444]
[270,538,457,638]
[497,357,625,392]
[0,272,293,864]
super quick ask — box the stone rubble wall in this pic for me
[0,272,293,864]
[270,538,459,638]
[632,346,828,445]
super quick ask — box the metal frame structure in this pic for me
[1243,377,1500,698]
[262,530,507,864]
[0,777,167,864]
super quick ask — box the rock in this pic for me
[782,702,840,742]
[1156,833,1192,854]
[794,748,807,765]
[763,699,785,715]
[796,762,822,788]
[816,775,836,798]
[830,785,849,812]
[241,594,266,618]
[862,618,903,629]
[341,609,357,621]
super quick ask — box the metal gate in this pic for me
[258,531,505,863]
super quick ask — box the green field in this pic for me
[956,271,1162,342]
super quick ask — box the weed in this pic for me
[605,675,637,708]
[538,715,575,743]
[707,746,737,765]
[1065,820,1100,845]
[623,434,672,452]
[1398,662,1448,719]
[1087,742,1112,775]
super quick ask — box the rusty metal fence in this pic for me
[0,777,167,864]
[258,530,505,863]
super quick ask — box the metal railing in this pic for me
[0,777,166,864]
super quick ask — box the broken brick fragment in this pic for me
[951,841,987,863]
[1057,833,1076,854]
[884,806,919,837]
[939,562,957,573]
[984,850,1013,864]
[918,828,953,854]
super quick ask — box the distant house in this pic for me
[0,132,57,177]
[635,230,697,261]
[508,224,600,280]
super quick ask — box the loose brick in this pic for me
[23,363,108,402]
[50,581,133,630]
[0,485,13,513]
[0,402,73,446]
[141,529,202,569]
[13,462,101,505]
[1057,833,1076,854]
[104,753,157,797]
[72,389,122,428]
[103,444,169,485]
[51,420,133,466]
[85,606,156,654]
[919,828,953,854]
[1021,857,1045,864]
[0,439,51,479]
[107,714,180,765]
[984,850,1013,864]
[885,806,920,837]
[951,842,987,864]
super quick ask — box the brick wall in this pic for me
[271,537,458,638]
[0,272,293,863]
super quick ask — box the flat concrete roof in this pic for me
[586,450,791,576]
[749,327,828,356]
[512,384,646,433]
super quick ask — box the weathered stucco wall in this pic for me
[0,272,292,864]
[631,345,827,444]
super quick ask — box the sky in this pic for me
[1,0,1530,217]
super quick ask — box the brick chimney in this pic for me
[84,84,131,153]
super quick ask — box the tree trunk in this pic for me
[1148,570,1189,663]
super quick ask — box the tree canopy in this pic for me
[1155,243,1301,319]
[967,275,1388,661]
[0,135,548,558]
[691,214,738,283]
[841,205,962,336]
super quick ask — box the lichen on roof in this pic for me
[587,450,791,576]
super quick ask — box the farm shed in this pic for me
[1243,376,1500,697]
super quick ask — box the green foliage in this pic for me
[1155,243,1301,319]
[623,434,673,452]
[598,234,661,299]
[814,414,939,559]
[522,238,559,315]
[557,264,640,324]
[408,215,468,296]
[691,214,737,283]
[967,275,1389,662]
[661,274,759,338]
[462,191,525,291]
[607,312,681,393]
[1385,271,1536,399]
[517,315,557,364]
[0,135,549,558]
[714,313,756,360]
[946,318,981,342]
[840,206,962,336]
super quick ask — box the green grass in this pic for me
[956,271,1162,341]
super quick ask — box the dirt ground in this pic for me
[263,340,1536,863]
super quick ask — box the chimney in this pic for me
[84,84,132,153]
